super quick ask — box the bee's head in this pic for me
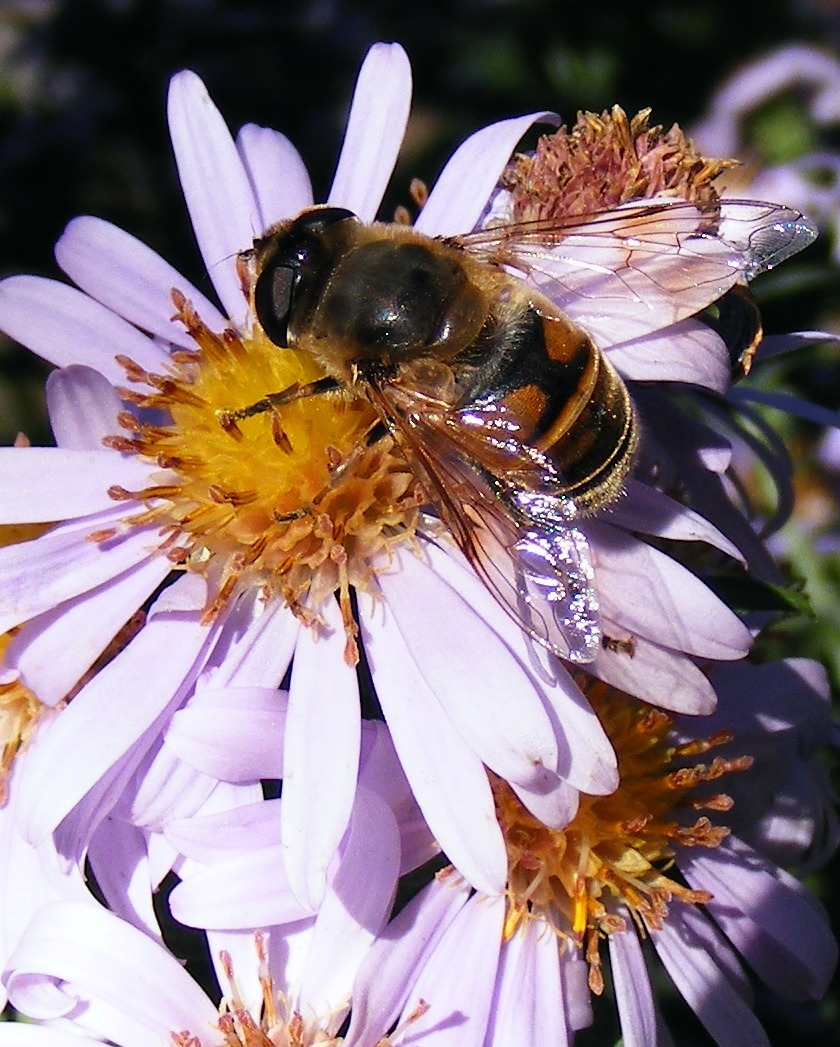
[252,206,358,348]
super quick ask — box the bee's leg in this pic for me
[274,420,391,522]
[218,376,341,435]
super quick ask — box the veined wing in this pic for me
[367,381,601,663]
[449,198,817,345]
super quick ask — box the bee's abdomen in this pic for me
[461,304,637,511]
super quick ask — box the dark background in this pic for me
[0,1,838,1043]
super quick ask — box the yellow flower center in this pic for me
[494,677,752,992]
[106,292,421,664]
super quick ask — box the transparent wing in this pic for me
[449,198,817,344]
[367,382,601,663]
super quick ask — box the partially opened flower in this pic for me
[0,42,816,907]
[346,661,838,1047]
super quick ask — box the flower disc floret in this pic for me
[494,677,752,991]
[107,292,419,661]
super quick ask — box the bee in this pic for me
[230,199,815,662]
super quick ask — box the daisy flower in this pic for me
[346,660,838,1047]
[0,724,435,1047]
[0,44,813,904]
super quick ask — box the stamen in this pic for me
[493,677,753,988]
[103,292,420,651]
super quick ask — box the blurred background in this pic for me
[0,0,838,1043]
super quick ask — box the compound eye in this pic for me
[253,207,358,348]
[254,262,296,347]
[294,206,356,235]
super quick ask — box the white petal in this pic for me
[651,904,767,1047]
[415,540,618,794]
[170,845,313,928]
[46,366,122,450]
[416,111,557,237]
[0,275,168,383]
[591,621,718,714]
[588,520,752,659]
[17,576,210,846]
[396,893,504,1047]
[6,553,172,706]
[167,70,260,326]
[360,601,507,895]
[678,835,838,1000]
[297,787,400,1024]
[281,597,360,911]
[602,479,745,564]
[490,920,570,1044]
[0,448,157,524]
[379,547,560,786]
[608,924,658,1047]
[87,817,160,937]
[0,508,162,634]
[5,902,217,1044]
[165,796,281,863]
[609,319,731,390]
[327,43,412,221]
[345,875,471,1047]
[0,1029,104,1046]
[510,771,579,829]
[196,593,299,688]
[237,123,314,228]
[166,686,287,781]
[55,215,227,343]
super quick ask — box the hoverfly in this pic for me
[228,197,815,662]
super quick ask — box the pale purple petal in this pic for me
[417,540,617,794]
[677,835,838,999]
[0,275,168,383]
[169,845,313,928]
[378,547,561,787]
[167,70,261,327]
[46,366,122,450]
[281,596,360,911]
[87,817,160,937]
[165,796,281,863]
[393,892,504,1046]
[360,600,507,895]
[559,952,593,1031]
[602,480,745,564]
[651,903,767,1047]
[608,923,658,1047]
[297,787,400,1025]
[731,385,840,429]
[0,754,90,981]
[55,215,227,343]
[195,593,299,689]
[0,1029,104,1046]
[327,43,412,221]
[591,623,718,714]
[122,740,217,830]
[608,319,731,390]
[416,111,557,237]
[510,771,579,829]
[237,123,314,229]
[358,722,437,874]
[0,508,163,634]
[4,902,217,1043]
[345,874,471,1047]
[488,920,569,1044]
[5,549,170,706]
[166,686,287,781]
[16,575,211,847]
[588,520,752,659]
[0,448,157,524]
